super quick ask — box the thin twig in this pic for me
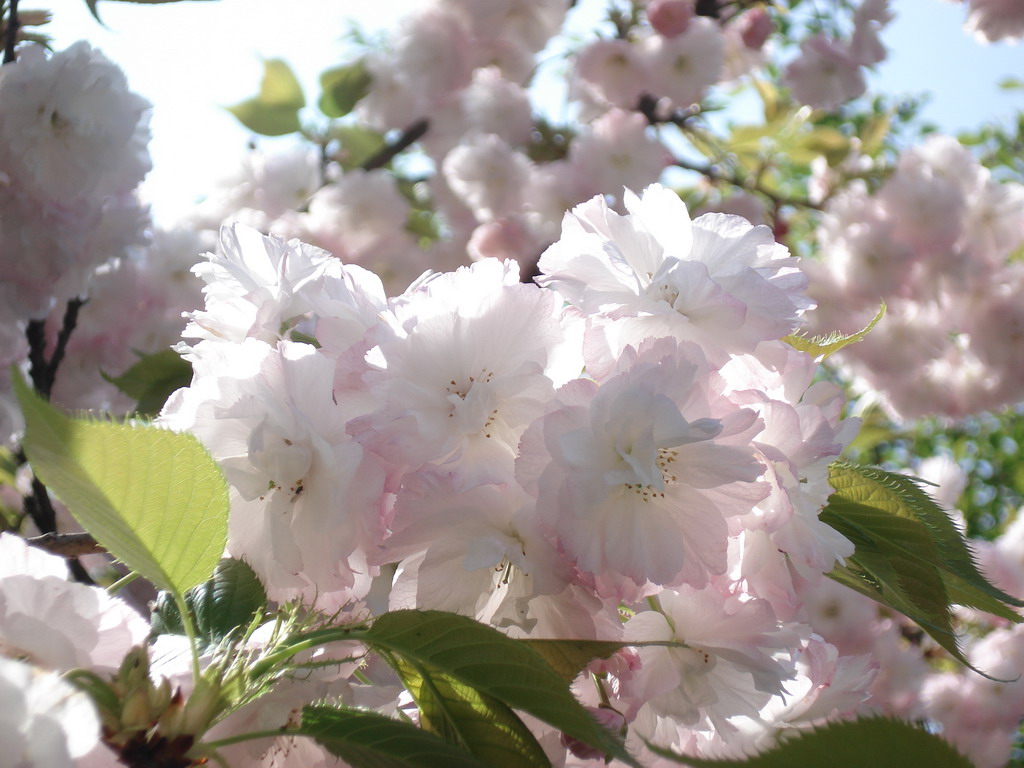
[636,93,698,131]
[21,298,93,583]
[26,476,55,534]
[673,157,822,211]
[25,297,86,400]
[48,297,86,388]
[25,318,48,394]
[3,0,19,65]
[26,531,105,558]
[361,118,429,171]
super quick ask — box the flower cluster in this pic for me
[0,42,201,442]
[155,184,877,763]
[185,0,894,301]
[0,42,151,322]
[804,134,1024,420]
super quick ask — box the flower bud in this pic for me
[560,706,627,760]
[739,7,774,50]
[648,0,693,37]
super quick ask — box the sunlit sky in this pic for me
[42,0,1024,225]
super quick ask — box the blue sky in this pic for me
[42,0,1024,224]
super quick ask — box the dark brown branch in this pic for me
[361,118,429,171]
[673,157,822,211]
[48,297,85,388]
[26,531,105,558]
[636,93,699,131]
[22,298,93,582]
[26,297,86,400]
[3,0,19,65]
[26,476,55,535]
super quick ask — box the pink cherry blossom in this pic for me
[161,340,386,608]
[0,534,148,674]
[0,657,100,768]
[622,585,797,737]
[783,34,866,110]
[517,339,767,596]
[537,184,809,369]
[352,258,578,489]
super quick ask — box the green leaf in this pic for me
[860,111,892,156]
[0,447,17,487]
[522,640,625,682]
[300,705,492,768]
[152,558,267,647]
[646,716,973,767]
[103,348,193,416]
[998,76,1024,91]
[796,126,850,166]
[14,371,228,599]
[830,462,1024,613]
[822,462,1022,675]
[256,59,306,109]
[391,657,551,768]
[227,59,305,136]
[319,60,373,118]
[750,76,781,123]
[227,101,302,137]
[783,302,885,360]
[359,610,637,766]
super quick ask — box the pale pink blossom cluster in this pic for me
[0,43,206,444]
[155,185,895,764]
[956,0,1024,43]
[945,502,1024,766]
[0,42,151,322]
[194,0,793,296]
[804,134,1024,420]
[782,0,892,110]
[0,532,398,768]
[0,533,148,766]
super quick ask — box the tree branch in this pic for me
[673,156,822,211]
[26,531,105,558]
[361,118,429,171]
[26,297,86,400]
[3,0,19,65]
[22,297,93,583]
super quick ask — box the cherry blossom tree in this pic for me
[1,1,1024,767]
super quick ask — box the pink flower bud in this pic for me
[648,0,693,38]
[739,8,774,50]
[560,707,627,760]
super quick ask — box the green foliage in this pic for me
[783,302,885,360]
[522,639,624,682]
[822,461,1023,674]
[227,59,306,137]
[646,716,973,767]
[721,108,850,175]
[957,112,1024,181]
[391,657,551,768]
[14,371,228,598]
[151,558,267,649]
[319,59,372,118]
[103,348,192,416]
[848,408,1024,539]
[358,610,637,766]
[301,706,493,768]
[0,446,16,488]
